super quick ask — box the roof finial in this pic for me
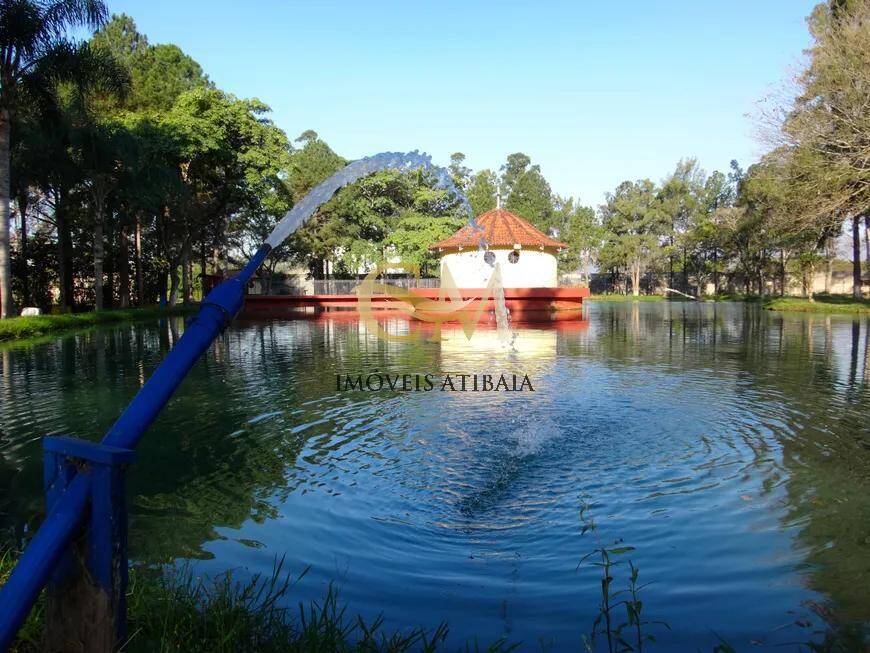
[496,181,501,209]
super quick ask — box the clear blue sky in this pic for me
[105,0,816,206]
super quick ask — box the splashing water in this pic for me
[263,150,514,347]
[490,263,516,350]
[266,151,472,247]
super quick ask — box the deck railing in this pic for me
[311,278,439,295]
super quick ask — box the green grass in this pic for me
[0,306,197,343]
[3,539,866,653]
[587,292,870,313]
[763,293,870,314]
[0,549,44,651]
[0,550,515,653]
[700,292,761,302]
[587,294,666,302]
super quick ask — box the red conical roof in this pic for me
[429,208,567,251]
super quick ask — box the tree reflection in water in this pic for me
[0,304,867,648]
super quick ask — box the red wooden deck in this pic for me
[241,286,589,323]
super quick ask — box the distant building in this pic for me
[429,208,567,288]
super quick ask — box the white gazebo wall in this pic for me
[438,248,558,288]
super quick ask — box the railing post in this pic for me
[42,436,136,653]
[0,261,263,650]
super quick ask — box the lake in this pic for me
[1,302,868,651]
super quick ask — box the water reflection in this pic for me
[0,304,867,649]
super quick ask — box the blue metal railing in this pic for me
[0,244,272,651]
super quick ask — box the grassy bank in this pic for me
[587,292,870,313]
[3,545,865,652]
[0,306,196,343]
[587,294,666,302]
[587,293,743,302]
[700,292,761,302]
[0,551,513,653]
[763,293,870,314]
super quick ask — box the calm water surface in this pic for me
[1,302,868,651]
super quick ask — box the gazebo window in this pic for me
[508,250,520,264]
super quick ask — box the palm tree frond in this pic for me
[41,0,108,36]
[26,39,129,99]
[0,0,43,62]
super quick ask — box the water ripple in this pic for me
[1,306,869,649]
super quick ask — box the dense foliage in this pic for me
[0,1,867,316]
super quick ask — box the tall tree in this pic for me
[92,14,208,114]
[286,133,341,201]
[448,152,471,192]
[599,180,667,296]
[505,166,553,232]
[559,202,600,283]
[683,169,733,295]
[500,152,531,194]
[0,0,112,317]
[89,15,209,305]
[163,88,293,302]
[385,175,465,276]
[9,113,49,307]
[778,0,870,298]
[658,159,704,290]
[73,117,132,309]
[501,153,553,231]
[467,169,497,216]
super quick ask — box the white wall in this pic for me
[439,248,558,288]
[700,269,868,297]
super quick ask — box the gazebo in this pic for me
[236,206,588,320]
[429,208,567,289]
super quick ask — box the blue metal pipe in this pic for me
[0,244,271,651]
[0,475,89,651]
[104,244,271,450]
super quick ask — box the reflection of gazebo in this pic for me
[429,208,567,289]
